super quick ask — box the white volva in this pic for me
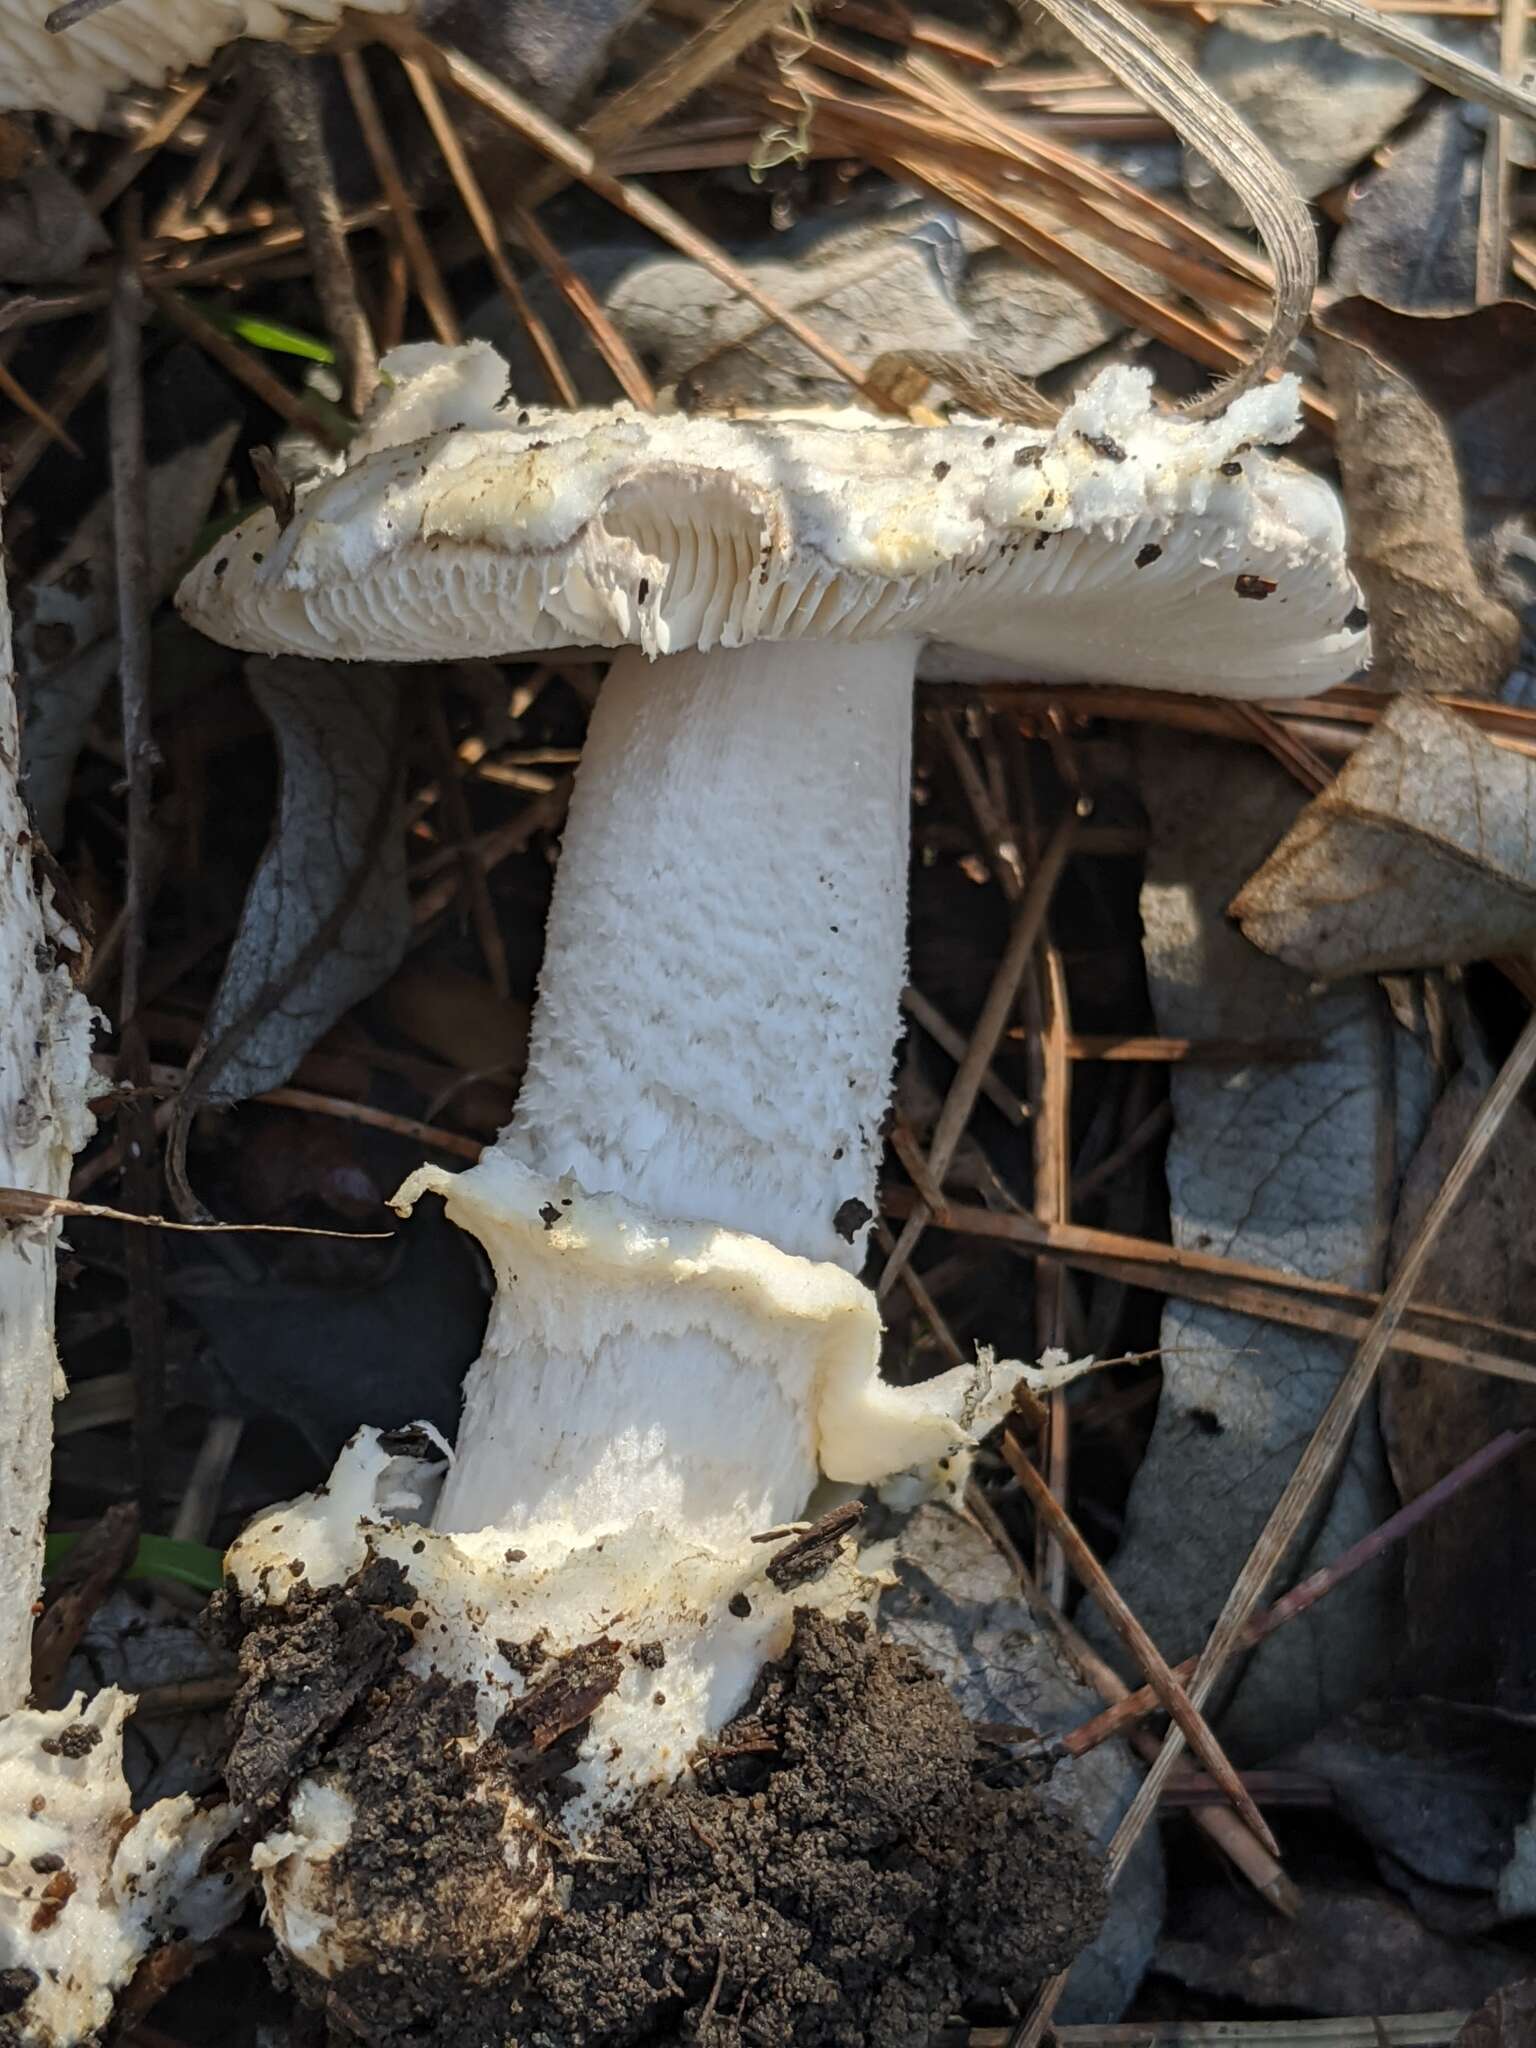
[183,340,1371,1982]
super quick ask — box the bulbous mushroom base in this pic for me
[219,1596,1106,2048]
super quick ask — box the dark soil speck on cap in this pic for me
[1235,574,1277,600]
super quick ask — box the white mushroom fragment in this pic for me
[0,0,408,129]
[177,341,1368,2002]
[0,1692,247,2048]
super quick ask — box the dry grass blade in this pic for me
[1009,1004,1536,2045]
[396,50,579,408]
[374,20,893,410]
[1289,0,1536,121]
[1003,1433,1283,1855]
[522,0,803,210]
[339,48,461,348]
[984,0,1317,412]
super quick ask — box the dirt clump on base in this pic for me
[232,1601,1104,2047]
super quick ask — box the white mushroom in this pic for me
[177,340,1367,1995]
[0,1692,246,2048]
[0,0,408,129]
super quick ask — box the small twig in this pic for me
[396,50,579,408]
[0,356,83,458]
[338,49,460,349]
[248,43,378,415]
[900,985,1027,1128]
[1072,1099,1172,1203]
[1003,1434,1281,1855]
[1061,1033,1321,1063]
[1032,932,1073,1604]
[1,324,109,493]
[425,696,511,999]
[967,2022,1469,2048]
[109,207,168,1526]
[1011,1005,1536,2045]
[879,807,1081,1300]
[0,1184,391,1238]
[411,777,573,926]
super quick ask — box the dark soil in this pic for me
[225,1594,1105,2048]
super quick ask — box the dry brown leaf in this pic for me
[1318,301,1521,696]
[1233,694,1536,976]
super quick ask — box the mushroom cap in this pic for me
[178,340,1368,698]
[1,0,406,128]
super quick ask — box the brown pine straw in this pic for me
[521,0,805,211]
[1003,1434,1282,1857]
[880,1186,1536,1388]
[338,48,461,349]
[371,18,895,412]
[395,49,580,409]
[1010,1004,1536,2045]
[1042,1426,1534,1764]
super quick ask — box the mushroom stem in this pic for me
[435,635,918,1539]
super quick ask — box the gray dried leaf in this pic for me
[1081,733,1435,1755]
[16,350,238,845]
[1288,1699,1533,1896]
[1318,303,1521,695]
[1157,1877,1524,2012]
[1188,11,1424,218]
[0,163,107,284]
[187,658,411,1109]
[1233,694,1536,975]
[881,1504,1162,2022]
[1330,102,1483,311]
